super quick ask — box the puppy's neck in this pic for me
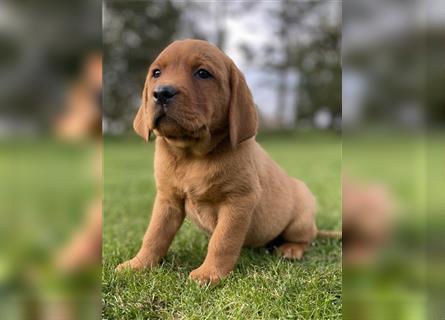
[157,127,232,158]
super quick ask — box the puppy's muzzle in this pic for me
[152,85,178,128]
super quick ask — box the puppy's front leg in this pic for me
[189,198,254,283]
[116,193,184,271]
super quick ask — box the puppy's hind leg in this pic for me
[277,221,317,260]
[276,179,317,260]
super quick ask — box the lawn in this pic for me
[102,132,342,319]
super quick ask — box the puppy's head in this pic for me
[133,39,258,149]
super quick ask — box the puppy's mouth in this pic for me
[152,109,206,141]
[152,108,167,128]
[162,125,205,141]
[164,134,200,142]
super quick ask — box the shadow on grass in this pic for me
[126,237,342,283]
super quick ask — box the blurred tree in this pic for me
[292,24,341,129]
[343,26,445,129]
[0,0,101,131]
[274,0,293,127]
[103,0,180,133]
[176,0,210,42]
[255,1,341,129]
[426,29,445,126]
[176,1,228,50]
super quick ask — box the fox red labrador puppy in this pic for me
[116,39,326,283]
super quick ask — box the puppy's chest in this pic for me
[173,162,228,201]
[177,168,228,234]
[184,198,218,235]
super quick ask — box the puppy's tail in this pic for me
[316,230,342,240]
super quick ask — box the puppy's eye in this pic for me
[152,69,161,78]
[195,68,212,79]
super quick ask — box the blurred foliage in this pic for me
[343,1,445,129]
[425,29,445,126]
[0,0,100,129]
[257,1,341,128]
[294,25,341,128]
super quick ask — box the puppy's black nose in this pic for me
[153,85,177,106]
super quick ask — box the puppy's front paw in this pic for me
[115,256,156,272]
[189,265,228,284]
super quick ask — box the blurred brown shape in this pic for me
[54,52,102,273]
[342,176,395,265]
[55,53,102,140]
[56,199,102,273]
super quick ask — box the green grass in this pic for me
[103,132,342,319]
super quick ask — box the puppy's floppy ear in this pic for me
[133,81,151,142]
[228,62,258,148]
